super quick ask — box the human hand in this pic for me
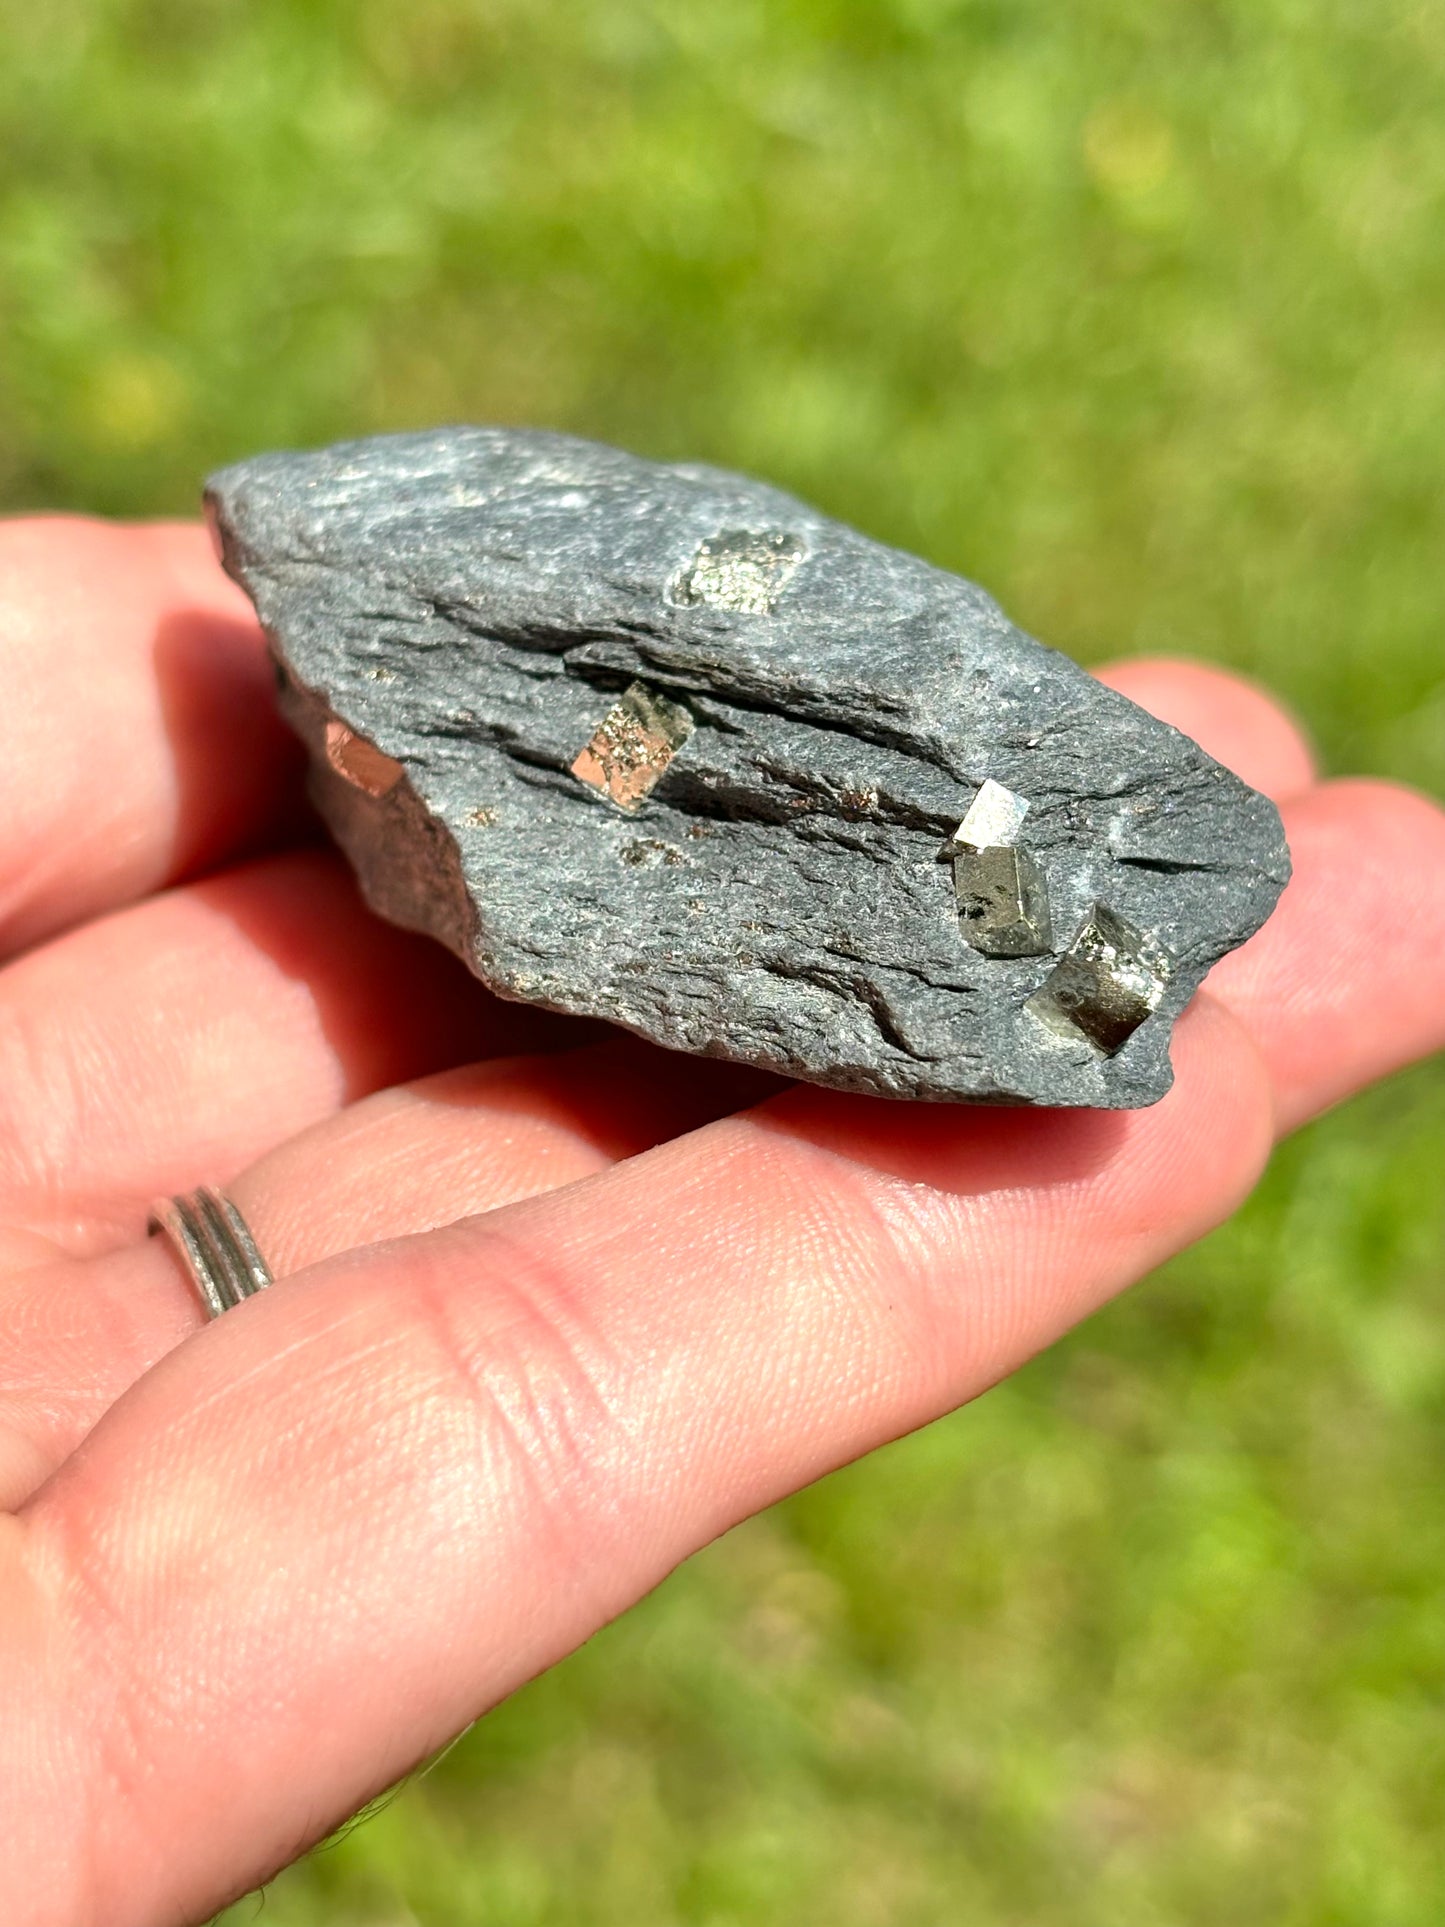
[1,519,1441,1926]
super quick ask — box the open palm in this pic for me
[2,517,1442,1926]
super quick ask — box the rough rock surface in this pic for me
[206,428,1290,1108]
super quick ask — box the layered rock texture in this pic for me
[206,428,1290,1107]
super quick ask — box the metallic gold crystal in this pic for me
[324,721,404,797]
[571,682,695,813]
[669,528,806,614]
[954,846,1053,957]
[946,778,1030,854]
[1026,903,1172,1055]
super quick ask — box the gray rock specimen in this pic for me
[205,428,1290,1108]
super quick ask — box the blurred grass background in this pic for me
[2,1,1443,1920]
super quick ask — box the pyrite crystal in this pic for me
[206,428,1290,1108]
[571,681,695,812]
[1027,903,1173,1055]
[955,846,1053,959]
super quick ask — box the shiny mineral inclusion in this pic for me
[954,846,1053,957]
[570,681,695,813]
[946,777,1031,854]
[1026,902,1173,1056]
[669,528,806,615]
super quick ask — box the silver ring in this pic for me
[147,1187,274,1319]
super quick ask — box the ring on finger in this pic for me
[147,1187,274,1320]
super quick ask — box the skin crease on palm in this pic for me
[0,519,1441,1927]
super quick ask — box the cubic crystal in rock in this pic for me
[955,846,1053,957]
[1026,903,1173,1055]
[571,681,695,813]
[669,528,806,614]
[946,778,1030,854]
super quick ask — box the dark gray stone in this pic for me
[205,427,1290,1108]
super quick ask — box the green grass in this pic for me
[2,2,1443,1920]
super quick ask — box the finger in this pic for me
[0,518,301,955]
[12,1000,1278,1925]
[0,848,585,1251]
[0,1041,775,1504]
[1207,779,1445,1129]
[232,1044,777,1276]
[1094,657,1318,802]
